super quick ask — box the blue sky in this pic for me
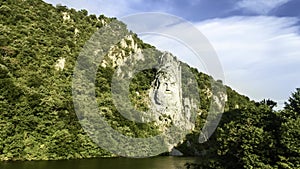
[44,0,300,109]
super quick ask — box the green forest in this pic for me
[0,0,299,168]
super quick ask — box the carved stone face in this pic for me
[149,52,196,132]
[152,53,181,115]
[156,73,176,98]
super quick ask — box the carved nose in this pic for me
[165,83,171,93]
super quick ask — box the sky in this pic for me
[44,0,300,109]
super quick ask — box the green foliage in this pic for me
[129,69,157,112]
[186,89,300,169]
[283,88,300,119]
[277,88,300,168]
[0,0,114,161]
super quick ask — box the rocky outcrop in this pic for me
[149,52,197,130]
[62,12,70,22]
[101,35,143,69]
[109,48,199,153]
[147,52,199,152]
[55,57,65,71]
[169,148,183,156]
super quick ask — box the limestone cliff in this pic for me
[149,52,196,132]
[105,37,201,153]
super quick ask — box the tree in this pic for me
[277,88,300,168]
[283,88,300,119]
[260,99,277,110]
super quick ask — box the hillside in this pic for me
[0,0,299,168]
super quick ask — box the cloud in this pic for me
[236,0,291,14]
[195,16,300,108]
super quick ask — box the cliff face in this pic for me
[149,52,196,132]
[98,35,200,155]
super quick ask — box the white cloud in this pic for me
[237,0,291,14]
[195,16,300,108]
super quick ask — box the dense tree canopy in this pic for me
[187,89,299,169]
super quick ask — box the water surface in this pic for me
[0,156,200,169]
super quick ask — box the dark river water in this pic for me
[0,156,200,169]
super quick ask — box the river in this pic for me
[0,156,200,169]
